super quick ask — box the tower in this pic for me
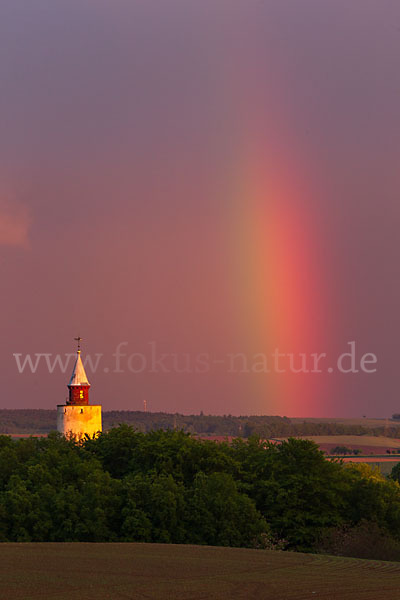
[57,338,102,440]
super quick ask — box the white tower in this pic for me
[57,337,102,440]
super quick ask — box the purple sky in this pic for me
[1,1,399,416]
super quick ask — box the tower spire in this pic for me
[68,337,90,404]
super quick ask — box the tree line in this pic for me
[1,426,400,560]
[1,409,400,438]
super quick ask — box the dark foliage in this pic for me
[331,446,362,456]
[1,427,400,556]
[317,520,400,561]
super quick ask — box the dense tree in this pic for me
[0,428,400,557]
[390,462,400,483]
[185,472,268,547]
[228,437,349,549]
[343,464,400,532]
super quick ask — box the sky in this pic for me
[1,0,399,417]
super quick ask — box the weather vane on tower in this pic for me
[74,336,83,353]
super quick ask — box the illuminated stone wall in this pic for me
[57,405,102,440]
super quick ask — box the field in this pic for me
[1,543,400,600]
[273,435,400,453]
[290,417,400,428]
[310,435,400,447]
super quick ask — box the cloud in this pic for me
[0,202,31,248]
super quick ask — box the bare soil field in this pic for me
[1,543,400,600]
[278,435,400,450]
[291,417,400,428]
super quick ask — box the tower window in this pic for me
[80,409,83,414]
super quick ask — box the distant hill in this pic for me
[1,409,400,438]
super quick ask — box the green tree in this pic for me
[230,437,348,550]
[185,471,269,547]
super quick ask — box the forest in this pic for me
[1,426,400,560]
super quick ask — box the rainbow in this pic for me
[229,150,333,416]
